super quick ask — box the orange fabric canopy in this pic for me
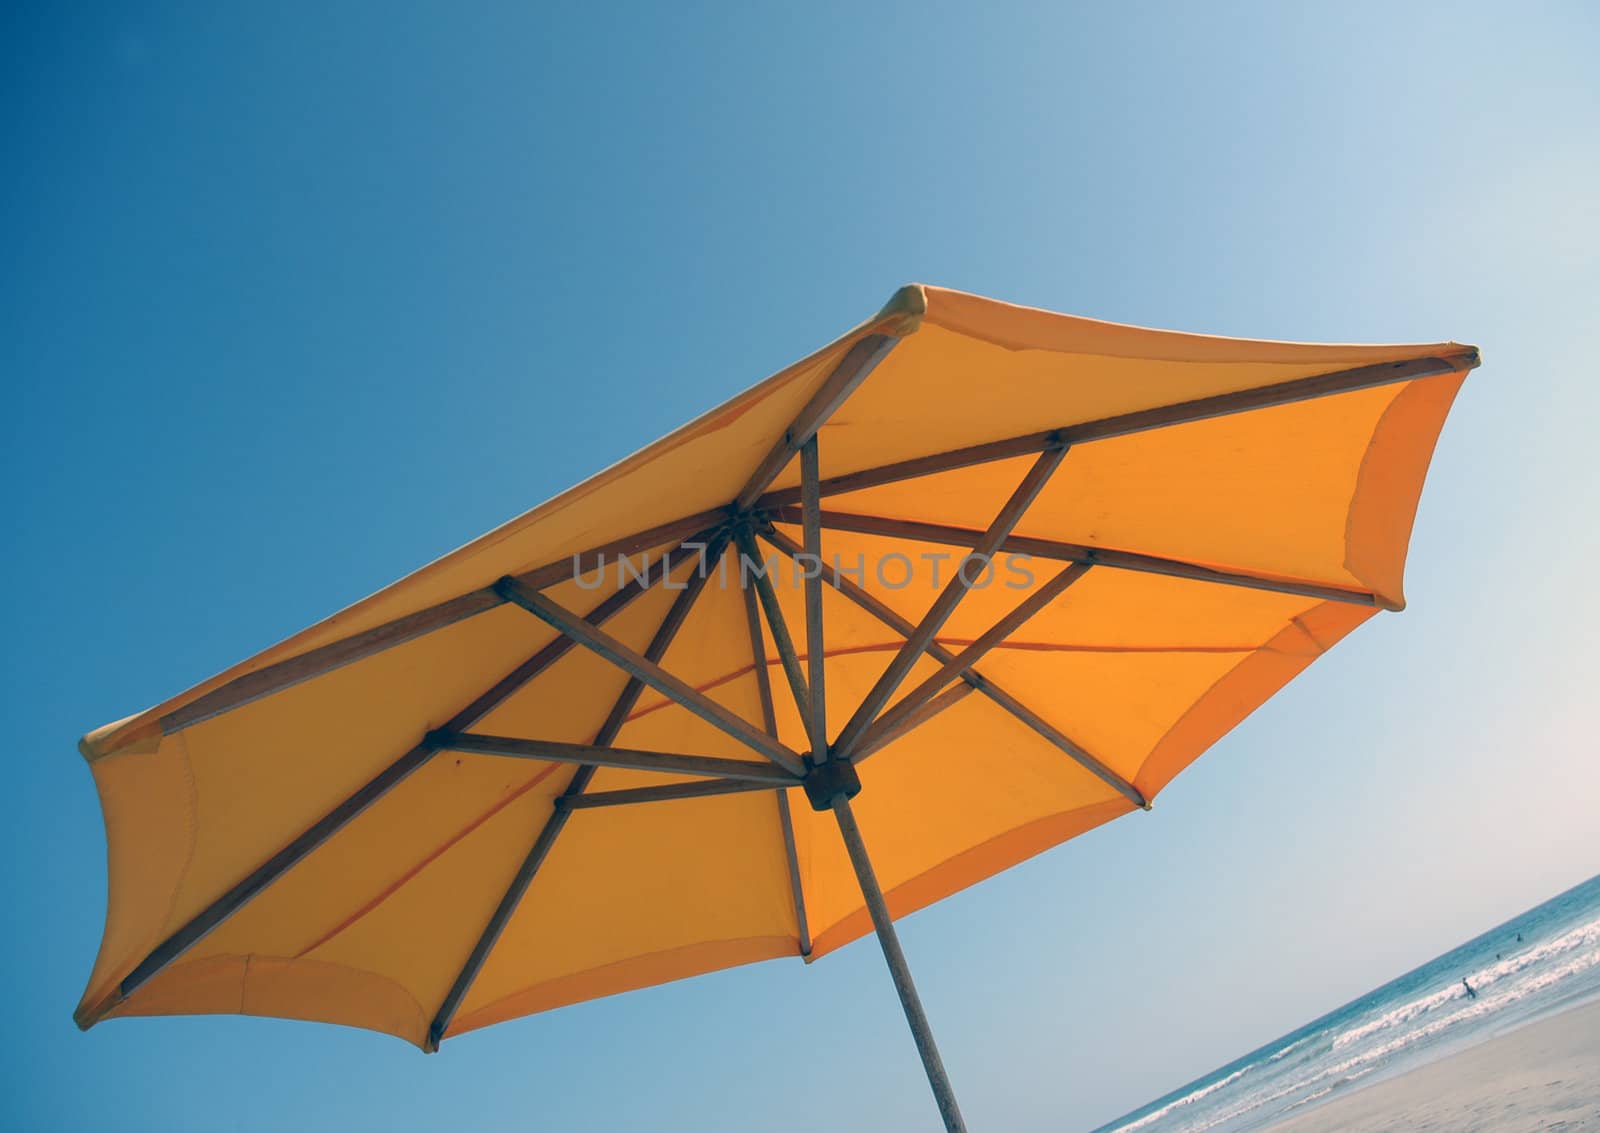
[75,284,1477,1052]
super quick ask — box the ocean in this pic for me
[1091,871,1600,1133]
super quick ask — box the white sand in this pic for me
[1263,997,1600,1132]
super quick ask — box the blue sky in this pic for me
[4,3,1598,1130]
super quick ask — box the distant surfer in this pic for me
[1462,977,1477,999]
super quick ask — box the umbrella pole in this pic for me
[831,794,968,1133]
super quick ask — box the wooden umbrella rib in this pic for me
[159,590,505,734]
[740,573,811,957]
[109,565,673,1011]
[758,431,1060,510]
[974,681,1149,808]
[156,518,726,737]
[514,508,732,591]
[757,351,1477,508]
[732,333,901,513]
[113,744,436,1008]
[426,785,574,1051]
[775,788,810,958]
[759,526,1146,808]
[854,562,1093,759]
[771,508,1379,607]
[161,350,1455,740]
[157,353,1465,741]
[852,683,978,762]
[831,446,1068,760]
[495,577,807,778]
[585,530,734,751]
[800,435,829,761]
[560,780,782,810]
[1055,353,1476,446]
[427,531,731,1049]
[732,527,812,743]
[431,732,799,784]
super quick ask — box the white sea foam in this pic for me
[1265,1033,1318,1063]
[1100,906,1600,1133]
[1307,922,1600,1090]
[1288,1084,1335,1109]
[1106,1067,1252,1133]
[1330,913,1600,1053]
[1105,1032,1326,1131]
[1176,1061,1379,1133]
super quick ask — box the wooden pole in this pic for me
[832,794,968,1133]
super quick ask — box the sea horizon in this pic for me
[1090,870,1600,1133]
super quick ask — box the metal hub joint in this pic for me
[802,757,860,811]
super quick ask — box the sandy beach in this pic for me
[1263,997,1600,1132]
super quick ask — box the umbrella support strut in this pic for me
[831,793,969,1133]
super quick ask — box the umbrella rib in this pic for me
[162,352,1468,743]
[560,779,782,810]
[154,349,1464,741]
[852,562,1094,758]
[740,567,811,957]
[429,732,798,784]
[732,526,813,742]
[732,332,901,513]
[426,530,732,1049]
[756,351,1478,509]
[800,433,829,762]
[852,683,978,762]
[154,511,727,738]
[770,508,1380,608]
[831,446,1069,760]
[102,554,686,1018]
[759,526,1147,808]
[495,577,807,778]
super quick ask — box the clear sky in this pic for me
[4,3,1598,1130]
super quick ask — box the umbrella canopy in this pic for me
[74,285,1476,1130]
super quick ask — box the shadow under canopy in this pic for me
[73,284,1478,1132]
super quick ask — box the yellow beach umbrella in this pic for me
[74,285,1477,1130]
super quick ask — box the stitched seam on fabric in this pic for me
[148,729,200,974]
[1131,650,1261,785]
[622,639,1270,723]
[456,935,794,1030]
[1343,384,1410,587]
[294,761,568,958]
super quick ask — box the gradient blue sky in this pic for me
[5,4,1598,1130]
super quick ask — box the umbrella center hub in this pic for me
[802,758,861,811]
